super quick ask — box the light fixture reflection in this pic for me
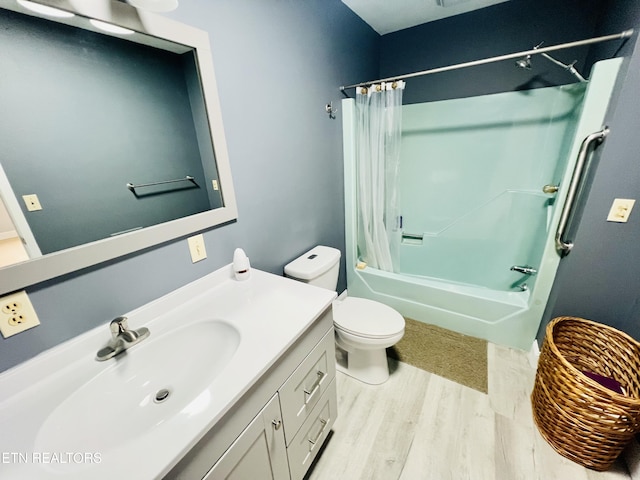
[89,19,135,36]
[17,0,75,18]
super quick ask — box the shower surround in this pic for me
[343,59,622,350]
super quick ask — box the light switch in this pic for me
[188,234,207,263]
[22,194,42,212]
[212,180,219,191]
[606,198,635,223]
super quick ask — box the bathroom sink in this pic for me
[0,266,336,480]
[34,319,240,454]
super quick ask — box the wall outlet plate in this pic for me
[187,234,207,263]
[0,290,40,338]
[22,194,43,212]
[607,198,635,223]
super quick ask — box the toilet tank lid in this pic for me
[284,246,341,280]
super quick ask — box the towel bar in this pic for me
[127,175,197,194]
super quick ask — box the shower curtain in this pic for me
[355,81,404,272]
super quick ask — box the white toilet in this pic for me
[284,245,405,385]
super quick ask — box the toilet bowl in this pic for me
[284,245,405,385]
[333,296,404,384]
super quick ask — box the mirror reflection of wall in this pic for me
[0,8,222,255]
[0,197,28,268]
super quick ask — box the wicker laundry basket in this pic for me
[531,316,640,471]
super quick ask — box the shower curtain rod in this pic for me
[340,29,634,91]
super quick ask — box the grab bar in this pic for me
[555,127,608,256]
[127,175,197,193]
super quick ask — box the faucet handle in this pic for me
[110,316,129,336]
[510,265,537,275]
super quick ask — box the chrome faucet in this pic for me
[96,316,150,361]
[510,265,538,275]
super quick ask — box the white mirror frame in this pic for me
[0,0,237,294]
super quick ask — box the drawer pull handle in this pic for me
[308,418,328,447]
[272,419,282,430]
[303,371,326,404]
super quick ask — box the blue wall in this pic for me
[0,0,379,372]
[540,2,640,341]
[378,0,608,104]
[4,0,639,373]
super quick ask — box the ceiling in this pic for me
[341,0,510,35]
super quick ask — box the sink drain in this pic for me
[154,388,171,403]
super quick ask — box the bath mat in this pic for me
[388,318,488,393]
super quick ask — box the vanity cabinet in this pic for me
[0,267,337,480]
[166,307,337,480]
[202,394,288,480]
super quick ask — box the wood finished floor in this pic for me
[306,344,631,480]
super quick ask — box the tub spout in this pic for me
[510,265,537,275]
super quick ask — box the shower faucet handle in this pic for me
[511,265,537,275]
[542,184,559,194]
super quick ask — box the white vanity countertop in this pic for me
[0,266,336,480]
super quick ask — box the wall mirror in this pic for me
[0,0,237,294]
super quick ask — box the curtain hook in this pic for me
[325,102,338,120]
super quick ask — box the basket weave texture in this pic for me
[532,316,640,471]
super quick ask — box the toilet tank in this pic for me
[284,246,341,291]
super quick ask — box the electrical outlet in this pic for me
[187,234,207,263]
[0,290,40,338]
[607,198,635,223]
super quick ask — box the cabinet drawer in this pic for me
[287,378,337,480]
[279,328,335,445]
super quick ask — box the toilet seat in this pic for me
[333,297,404,339]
